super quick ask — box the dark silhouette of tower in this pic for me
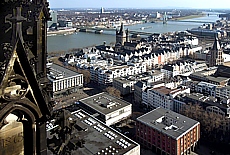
[209,37,224,67]
[116,23,129,46]
[0,1,52,154]
[126,28,129,43]
[101,7,104,14]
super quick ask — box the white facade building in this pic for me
[79,92,132,126]
[113,70,164,95]
[195,81,217,96]
[47,63,83,98]
[215,86,230,99]
[90,62,147,85]
[142,86,190,110]
[161,61,207,79]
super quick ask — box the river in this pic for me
[47,13,221,53]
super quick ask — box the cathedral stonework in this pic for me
[0,1,52,154]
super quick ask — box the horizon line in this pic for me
[50,7,230,10]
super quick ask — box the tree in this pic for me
[181,103,223,136]
[76,68,91,84]
[106,87,121,98]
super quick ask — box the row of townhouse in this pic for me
[98,40,202,67]
[149,32,199,46]
[161,60,207,79]
[134,76,187,104]
[142,86,190,111]
[189,81,230,100]
[113,70,164,95]
[100,47,152,62]
[89,61,147,85]
[143,82,230,136]
[75,58,112,70]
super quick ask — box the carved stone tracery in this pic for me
[2,74,29,101]
[0,0,52,154]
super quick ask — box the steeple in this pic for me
[212,37,221,51]
[120,22,124,34]
[116,22,127,46]
[209,37,224,67]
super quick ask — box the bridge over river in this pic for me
[78,26,161,37]
[167,20,214,24]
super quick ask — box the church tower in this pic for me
[116,23,128,46]
[0,1,52,154]
[209,37,224,67]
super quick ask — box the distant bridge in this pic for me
[129,30,160,36]
[78,27,160,36]
[79,27,116,32]
[168,20,214,24]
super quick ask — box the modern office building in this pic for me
[136,107,200,155]
[47,63,83,98]
[79,92,132,126]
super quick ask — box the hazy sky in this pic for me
[48,0,230,9]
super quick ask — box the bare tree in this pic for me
[106,87,121,98]
[77,68,91,84]
[181,103,223,136]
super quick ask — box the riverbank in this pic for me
[48,45,95,57]
[173,13,206,21]
[47,13,219,53]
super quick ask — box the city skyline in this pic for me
[48,0,230,9]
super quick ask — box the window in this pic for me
[119,109,124,114]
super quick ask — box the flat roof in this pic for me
[47,63,82,81]
[185,93,229,110]
[114,70,163,84]
[108,65,129,71]
[207,76,229,83]
[79,92,131,115]
[114,77,135,84]
[137,107,199,139]
[47,109,139,155]
[152,86,185,96]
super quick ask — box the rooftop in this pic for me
[47,109,139,155]
[114,70,163,84]
[79,92,131,115]
[137,107,199,139]
[185,93,230,110]
[47,63,82,81]
[152,86,185,96]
